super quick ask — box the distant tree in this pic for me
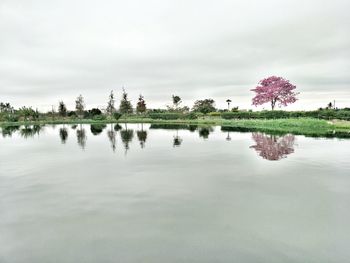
[18,106,38,121]
[88,108,102,117]
[172,95,182,109]
[0,102,14,113]
[192,99,216,114]
[226,99,232,110]
[251,76,298,110]
[327,102,333,110]
[119,88,133,114]
[106,90,116,115]
[136,94,147,114]
[75,95,85,118]
[58,101,67,117]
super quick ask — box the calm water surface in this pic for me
[1,123,350,263]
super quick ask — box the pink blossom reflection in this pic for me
[250,133,295,161]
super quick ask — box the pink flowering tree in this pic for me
[251,76,298,110]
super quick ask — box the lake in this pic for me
[1,123,350,263]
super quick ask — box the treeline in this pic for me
[0,91,219,122]
[1,89,350,122]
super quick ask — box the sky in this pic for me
[0,0,349,111]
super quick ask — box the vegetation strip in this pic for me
[1,118,350,138]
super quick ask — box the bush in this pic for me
[113,112,122,120]
[92,115,107,121]
[208,112,221,117]
[221,109,350,120]
[148,112,198,120]
[68,111,77,118]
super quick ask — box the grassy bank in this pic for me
[1,117,350,138]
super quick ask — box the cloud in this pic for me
[0,0,349,110]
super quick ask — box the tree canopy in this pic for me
[75,95,85,117]
[119,89,133,114]
[251,76,298,110]
[192,99,216,114]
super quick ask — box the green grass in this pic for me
[1,117,350,138]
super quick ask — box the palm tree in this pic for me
[226,99,232,110]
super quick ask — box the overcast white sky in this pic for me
[0,0,349,111]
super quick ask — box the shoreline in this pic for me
[1,118,350,138]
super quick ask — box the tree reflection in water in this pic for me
[250,133,295,161]
[137,124,147,149]
[120,124,134,154]
[20,125,42,138]
[90,124,106,136]
[198,127,213,139]
[107,124,117,152]
[1,125,20,137]
[59,127,68,144]
[76,125,87,149]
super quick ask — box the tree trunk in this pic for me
[271,99,276,110]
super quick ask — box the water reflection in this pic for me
[76,126,87,149]
[114,124,122,131]
[1,125,20,137]
[198,127,213,139]
[120,124,134,154]
[173,135,183,147]
[107,124,117,152]
[2,124,302,159]
[20,125,42,138]
[90,124,106,135]
[59,127,68,144]
[250,133,295,161]
[137,124,147,149]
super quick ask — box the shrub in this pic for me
[221,109,350,120]
[148,112,198,120]
[113,112,122,120]
[208,112,221,117]
[92,115,106,121]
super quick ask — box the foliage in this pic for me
[18,106,39,121]
[136,94,147,114]
[148,112,198,120]
[113,112,122,120]
[0,102,14,113]
[68,111,77,118]
[58,101,67,117]
[172,95,182,108]
[192,99,216,114]
[222,109,350,120]
[106,90,116,115]
[119,89,133,114]
[92,114,106,121]
[252,76,298,110]
[75,95,85,117]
